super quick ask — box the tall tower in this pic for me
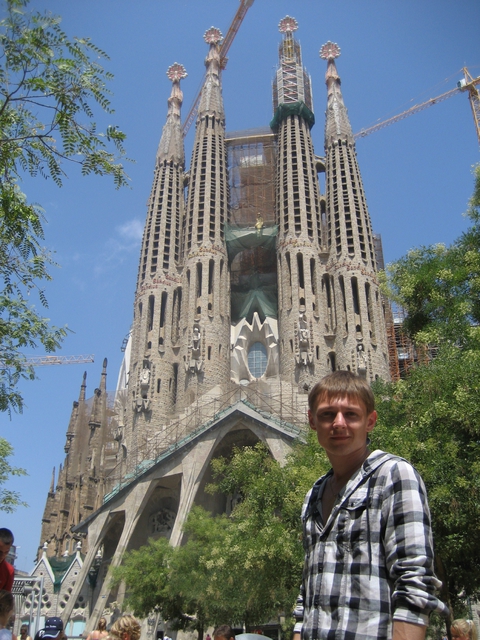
[177,27,231,411]
[321,42,389,379]
[272,17,330,388]
[39,361,113,557]
[123,63,187,461]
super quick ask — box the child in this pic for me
[451,619,478,640]
[0,591,16,640]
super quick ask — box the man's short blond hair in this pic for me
[308,370,375,415]
[109,616,141,640]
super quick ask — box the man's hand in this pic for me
[392,621,426,640]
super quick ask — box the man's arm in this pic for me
[392,621,426,640]
[383,460,448,625]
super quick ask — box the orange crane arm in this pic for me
[354,86,461,140]
[182,0,254,137]
[354,68,480,143]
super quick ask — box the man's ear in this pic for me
[308,410,316,431]
[366,410,377,432]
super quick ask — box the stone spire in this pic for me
[322,41,354,145]
[123,65,188,463]
[320,42,389,380]
[197,27,225,119]
[178,26,231,413]
[156,63,187,165]
[272,17,328,388]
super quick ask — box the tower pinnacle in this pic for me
[198,27,224,117]
[156,63,187,164]
[320,41,353,143]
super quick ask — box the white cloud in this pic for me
[116,219,144,242]
[94,218,143,275]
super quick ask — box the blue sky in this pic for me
[2,0,479,571]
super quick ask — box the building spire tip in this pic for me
[167,62,187,83]
[320,41,341,61]
[278,16,298,34]
[204,27,223,45]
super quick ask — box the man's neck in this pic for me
[329,446,370,486]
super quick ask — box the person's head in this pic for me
[451,619,478,640]
[213,626,234,640]
[42,618,64,640]
[0,530,13,564]
[0,590,14,623]
[308,371,375,416]
[109,616,141,640]
[308,371,377,458]
[97,619,107,632]
[20,625,29,637]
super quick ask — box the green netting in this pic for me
[270,101,315,132]
[49,553,80,593]
[231,284,278,323]
[225,223,278,262]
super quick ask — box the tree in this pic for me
[111,437,330,631]
[0,436,26,511]
[374,164,480,620]
[0,0,129,415]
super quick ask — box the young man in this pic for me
[293,371,447,640]
[0,529,14,591]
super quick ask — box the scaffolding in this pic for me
[392,306,417,378]
[226,128,278,323]
[104,380,310,502]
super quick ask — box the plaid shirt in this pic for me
[294,450,447,640]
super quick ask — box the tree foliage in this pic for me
[111,436,330,631]
[381,165,480,349]
[0,436,26,511]
[374,164,480,618]
[0,0,129,414]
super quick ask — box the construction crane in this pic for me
[354,67,480,145]
[182,0,255,137]
[24,354,95,366]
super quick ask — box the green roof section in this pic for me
[49,553,83,593]
[270,101,315,132]
[224,223,278,262]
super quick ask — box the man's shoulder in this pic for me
[366,450,413,475]
[366,450,426,492]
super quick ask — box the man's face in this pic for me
[0,540,12,563]
[308,394,377,459]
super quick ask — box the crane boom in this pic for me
[25,354,95,366]
[354,68,480,143]
[182,0,254,137]
[462,67,480,145]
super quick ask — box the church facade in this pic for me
[29,16,390,637]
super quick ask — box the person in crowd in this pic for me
[34,618,64,640]
[293,370,447,640]
[87,619,108,640]
[451,619,478,640]
[19,626,31,640]
[213,626,234,640]
[0,531,14,592]
[0,590,15,640]
[108,616,140,640]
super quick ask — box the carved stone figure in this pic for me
[186,325,203,373]
[357,343,367,372]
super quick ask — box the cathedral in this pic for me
[26,16,391,638]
